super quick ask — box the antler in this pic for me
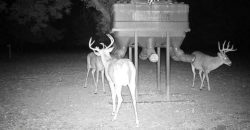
[106,34,114,49]
[89,34,114,52]
[89,37,100,52]
[100,43,107,49]
[218,41,237,54]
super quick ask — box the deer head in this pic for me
[217,41,237,66]
[89,34,114,59]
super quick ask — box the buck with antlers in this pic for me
[89,34,139,126]
[191,41,237,91]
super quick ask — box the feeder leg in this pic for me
[166,32,170,101]
[157,47,161,90]
[129,46,132,61]
[134,32,139,99]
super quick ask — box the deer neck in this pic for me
[100,54,115,69]
[208,56,224,71]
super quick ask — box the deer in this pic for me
[89,34,139,127]
[191,41,237,91]
[147,0,159,5]
[84,43,106,94]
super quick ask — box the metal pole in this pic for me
[157,47,161,90]
[129,46,132,61]
[166,32,170,101]
[135,31,139,98]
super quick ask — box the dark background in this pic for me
[182,0,250,55]
[0,0,249,57]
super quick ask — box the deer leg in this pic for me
[113,85,123,121]
[198,70,203,89]
[199,70,206,90]
[84,68,90,88]
[205,72,210,91]
[101,70,105,93]
[91,69,97,94]
[109,82,116,116]
[95,70,100,94]
[200,72,206,90]
[191,64,196,87]
[129,83,139,127]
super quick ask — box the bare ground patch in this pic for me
[0,53,250,130]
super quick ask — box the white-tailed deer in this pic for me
[191,41,237,91]
[147,0,159,5]
[89,34,139,127]
[84,44,106,94]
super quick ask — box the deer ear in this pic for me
[107,47,114,53]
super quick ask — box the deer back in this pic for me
[192,51,207,69]
[106,59,136,86]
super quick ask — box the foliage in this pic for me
[10,0,71,33]
[0,0,6,12]
[64,1,98,46]
[83,0,116,38]
[0,0,71,43]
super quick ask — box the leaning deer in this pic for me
[84,49,105,94]
[191,41,237,91]
[89,34,139,127]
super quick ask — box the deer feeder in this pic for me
[112,0,194,100]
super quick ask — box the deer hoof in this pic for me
[112,115,117,121]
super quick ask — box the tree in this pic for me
[83,0,116,38]
[0,0,72,43]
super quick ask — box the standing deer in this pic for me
[147,0,159,5]
[191,41,237,91]
[84,43,106,94]
[89,34,139,127]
